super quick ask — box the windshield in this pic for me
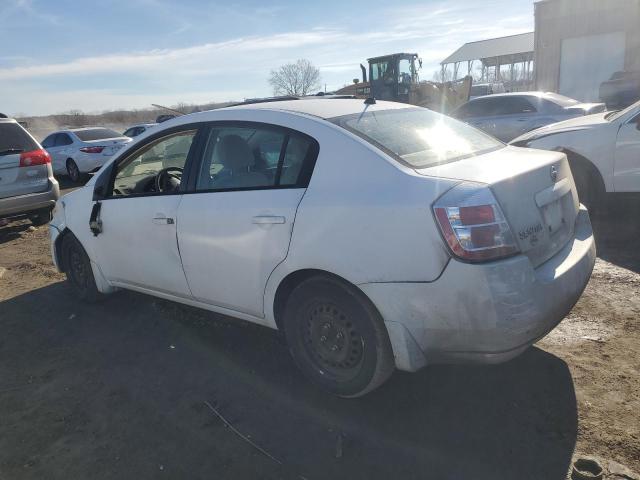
[74,128,122,141]
[606,99,640,121]
[331,108,503,168]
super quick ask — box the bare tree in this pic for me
[269,59,321,96]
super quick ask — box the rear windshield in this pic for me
[74,128,122,141]
[330,108,503,168]
[471,85,490,96]
[543,92,580,107]
[0,122,39,153]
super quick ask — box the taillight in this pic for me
[80,146,105,153]
[433,182,518,262]
[19,149,51,167]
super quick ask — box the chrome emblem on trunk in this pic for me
[550,165,558,182]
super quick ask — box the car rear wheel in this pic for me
[66,159,81,183]
[61,233,102,303]
[283,276,394,398]
[29,208,51,226]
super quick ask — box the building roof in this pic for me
[441,32,534,65]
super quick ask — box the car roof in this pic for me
[216,98,413,120]
[469,91,559,100]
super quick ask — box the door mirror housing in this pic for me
[92,163,114,201]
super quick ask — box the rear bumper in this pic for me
[360,206,596,371]
[76,153,109,173]
[0,179,60,218]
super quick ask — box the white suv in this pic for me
[50,99,595,397]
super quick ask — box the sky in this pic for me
[0,0,534,116]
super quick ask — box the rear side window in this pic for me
[331,107,502,169]
[490,97,537,115]
[196,124,317,191]
[55,133,73,146]
[453,99,490,119]
[74,128,122,141]
[0,122,38,153]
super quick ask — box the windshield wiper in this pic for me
[0,148,24,156]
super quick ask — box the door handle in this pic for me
[252,215,286,224]
[152,216,175,225]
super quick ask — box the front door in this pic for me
[177,123,318,318]
[91,127,199,297]
[614,112,640,192]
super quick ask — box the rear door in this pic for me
[177,122,318,318]
[614,112,640,192]
[0,121,46,199]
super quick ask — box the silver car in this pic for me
[41,127,131,183]
[451,92,606,142]
[0,117,59,226]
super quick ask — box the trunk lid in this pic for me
[418,146,579,267]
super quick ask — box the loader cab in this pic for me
[368,53,420,102]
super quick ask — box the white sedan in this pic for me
[41,127,131,183]
[50,99,595,397]
[511,100,640,209]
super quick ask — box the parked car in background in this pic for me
[451,92,606,142]
[50,98,595,397]
[41,128,132,183]
[123,123,158,138]
[0,117,59,226]
[469,82,506,99]
[599,71,640,109]
[511,100,640,210]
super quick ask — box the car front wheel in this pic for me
[61,233,102,303]
[283,276,395,398]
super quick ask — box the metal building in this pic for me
[534,0,640,101]
[440,32,535,89]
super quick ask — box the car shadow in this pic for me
[0,220,36,244]
[0,283,577,480]
[592,195,640,273]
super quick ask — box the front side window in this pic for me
[331,107,503,169]
[41,134,56,148]
[196,125,315,191]
[111,130,196,196]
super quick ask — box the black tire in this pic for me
[283,276,395,398]
[66,158,81,183]
[572,164,602,215]
[61,233,102,303]
[29,208,51,226]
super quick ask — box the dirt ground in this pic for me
[0,188,638,480]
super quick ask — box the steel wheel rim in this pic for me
[302,302,365,381]
[68,247,88,290]
[68,162,79,181]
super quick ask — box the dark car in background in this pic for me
[0,117,59,226]
[451,92,606,142]
[600,71,640,109]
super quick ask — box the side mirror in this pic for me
[92,163,114,201]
